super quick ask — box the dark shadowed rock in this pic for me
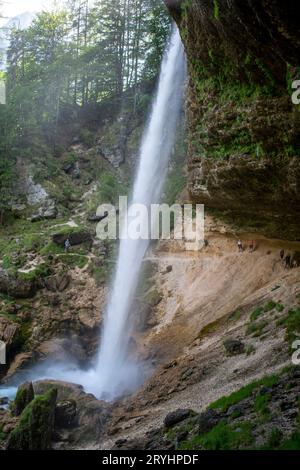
[55,400,77,428]
[52,231,92,247]
[33,380,112,445]
[44,272,70,292]
[88,211,108,223]
[164,409,193,428]
[198,408,221,434]
[0,268,36,298]
[223,338,245,355]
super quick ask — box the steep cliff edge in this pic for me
[165,0,300,239]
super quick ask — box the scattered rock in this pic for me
[115,438,128,448]
[13,381,34,416]
[0,268,36,298]
[88,212,108,223]
[44,272,70,292]
[31,199,58,222]
[198,409,221,434]
[223,338,245,355]
[63,163,74,174]
[163,265,173,274]
[164,409,193,428]
[227,403,248,417]
[0,316,20,349]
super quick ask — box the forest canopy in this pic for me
[0,0,171,222]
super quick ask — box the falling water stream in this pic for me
[0,27,186,403]
[95,27,186,399]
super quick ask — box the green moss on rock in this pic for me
[8,387,57,450]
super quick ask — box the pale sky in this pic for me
[0,0,55,26]
[2,1,50,18]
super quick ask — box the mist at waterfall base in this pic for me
[0,27,186,403]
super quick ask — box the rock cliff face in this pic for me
[165,0,300,239]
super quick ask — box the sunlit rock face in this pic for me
[165,0,300,239]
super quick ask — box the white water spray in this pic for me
[95,27,186,399]
[0,28,186,403]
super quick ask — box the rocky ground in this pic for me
[1,201,299,449]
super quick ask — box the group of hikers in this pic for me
[237,239,254,253]
[280,249,298,269]
[236,239,298,269]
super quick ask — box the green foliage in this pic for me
[213,0,220,20]
[246,319,268,337]
[17,263,51,282]
[250,307,263,322]
[279,432,300,450]
[209,374,279,413]
[282,307,300,345]
[264,300,277,312]
[78,128,95,147]
[5,0,170,157]
[180,421,253,450]
[57,254,88,269]
[254,392,271,416]
[98,172,122,204]
[245,344,256,356]
[8,388,57,450]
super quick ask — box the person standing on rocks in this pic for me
[237,240,243,252]
[65,238,71,253]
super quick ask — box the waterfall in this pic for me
[0,27,186,402]
[95,27,186,400]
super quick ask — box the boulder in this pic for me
[63,163,74,174]
[0,316,20,348]
[13,381,34,416]
[30,199,58,222]
[55,400,77,428]
[33,380,112,444]
[88,212,108,223]
[0,268,36,298]
[198,408,221,434]
[223,338,245,356]
[44,272,70,292]
[164,409,193,428]
[7,387,57,450]
[52,231,92,247]
[163,265,173,274]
